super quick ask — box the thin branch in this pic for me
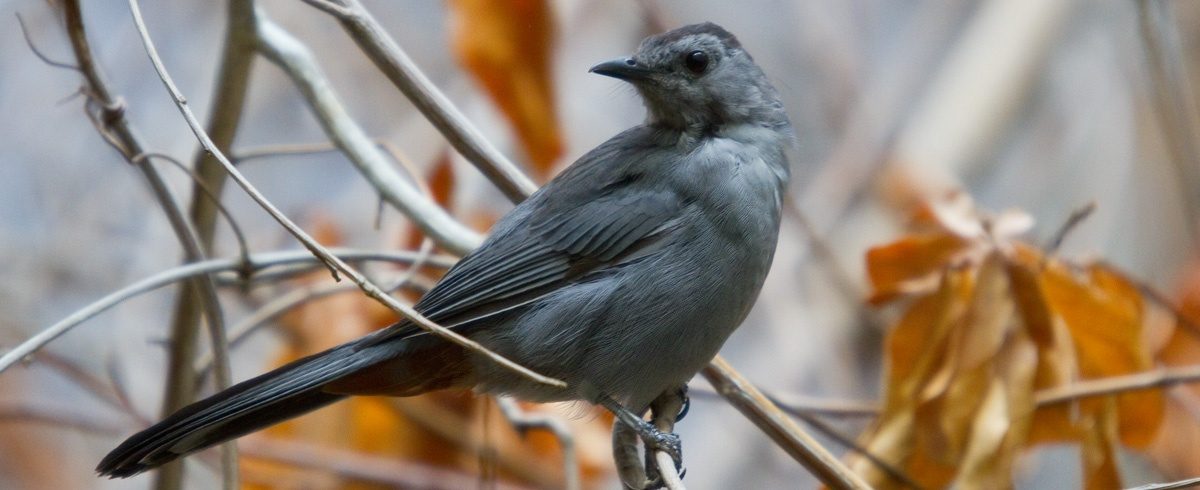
[495,397,580,490]
[15,13,80,72]
[136,152,252,271]
[782,399,920,489]
[0,249,445,374]
[1036,364,1200,406]
[233,141,345,162]
[301,0,539,202]
[1129,476,1200,490]
[0,405,121,435]
[1043,201,1096,256]
[785,197,865,305]
[213,253,450,286]
[689,385,879,419]
[701,357,871,490]
[126,0,562,388]
[254,14,482,255]
[37,353,147,423]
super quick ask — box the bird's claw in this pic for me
[630,419,682,471]
[641,430,686,489]
[675,386,690,422]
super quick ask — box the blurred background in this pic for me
[1,0,1198,488]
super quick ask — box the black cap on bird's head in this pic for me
[590,22,789,134]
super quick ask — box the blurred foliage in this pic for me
[448,0,564,180]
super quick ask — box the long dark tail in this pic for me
[97,337,393,478]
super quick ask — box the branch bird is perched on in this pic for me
[98,22,792,482]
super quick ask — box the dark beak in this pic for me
[589,57,654,82]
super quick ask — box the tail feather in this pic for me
[97,340,391,478]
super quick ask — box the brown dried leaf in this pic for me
[884,268,971,408]
[866,233,970,303]
[1040,262,1164,448]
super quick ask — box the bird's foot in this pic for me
[602,398,683,467]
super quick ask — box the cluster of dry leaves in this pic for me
[852,193,1199,489]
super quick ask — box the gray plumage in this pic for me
[98,21,792,478]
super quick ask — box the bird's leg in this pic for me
[599,394,684,474]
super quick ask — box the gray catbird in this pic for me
[98,21,792,479]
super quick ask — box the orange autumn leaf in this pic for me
[865,233,970,303]
[1039,262,1164,448]
[448,0,564,178]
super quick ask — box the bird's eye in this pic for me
[684,50,709,74]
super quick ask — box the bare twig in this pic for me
[1043,201,1097,256]
[234,141,346,162]
[254,15,481,255]
[126,0,562,388]
[785,198,865,304]
[0,405,121,435]
[1129,476,1200,490]
[781,400,919,488]
[0,249,444,374]
[238,436,535,490]
[301,0,539,202]
[15,13,80,72]
[701,357,871,490]
[1036,364,1200,406]
[689,385,879,418]
[135,152,252,270]
[495,397,580,490]
[37,353,147,423]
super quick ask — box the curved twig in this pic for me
[0,249,446,375]
[135,152,252,271]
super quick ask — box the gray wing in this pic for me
[411,188,681,329]
[368,126,682,342]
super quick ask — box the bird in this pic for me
[98,21,792,480]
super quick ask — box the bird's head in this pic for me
[590,23,790,136]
